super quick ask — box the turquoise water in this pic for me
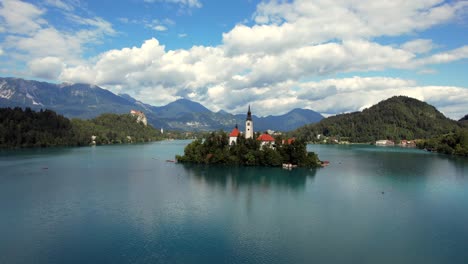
[1,141,467,263]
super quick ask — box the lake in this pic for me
[1,141,467,263]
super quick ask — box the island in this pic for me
[176,106,321,168]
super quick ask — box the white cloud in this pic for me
[4,28,83,62]
[43,0,76,11]
[60,65,96,84]
[416,45,468,65]
[55,33,468,119]
[0,0,116,71]
[28,56,64,79]
[0,0,47,35]
[143,19,174,32]
[178,33,187,38]
[401,39,436,54]
[66,14,116,37]
[225,0,467,55]
[153,25,168,31]
[143,0,202,8]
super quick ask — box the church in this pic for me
[229,105,275,147]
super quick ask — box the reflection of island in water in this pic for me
[180,164,317,192]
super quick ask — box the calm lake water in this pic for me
[1,141,467,264]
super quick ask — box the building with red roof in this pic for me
[257,132,275,148]
[229,124,240,145]
[257,133,275,142]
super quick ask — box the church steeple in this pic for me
[245,105,254,139]
[246,105,252,121]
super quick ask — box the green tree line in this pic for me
[0,107,163,148]
[417,130,468,156]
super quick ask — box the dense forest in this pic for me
[176,131,321,167]
[0,107,164,148]
[417,130,468,156]
[292,96,461,143]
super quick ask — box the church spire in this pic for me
[245,105,254,139]
[246,105,252,121]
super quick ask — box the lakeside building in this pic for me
[229,124,240,145]
[257,132,275,149]
[376,140,395,146]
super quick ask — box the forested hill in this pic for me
[292,96,461,143]
[459,115,468,128]
[0,107,162,148]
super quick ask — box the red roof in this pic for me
[257,133,275,142]
[229,127,240,137]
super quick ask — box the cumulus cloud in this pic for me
[56,34,468,118]
[225,0,467,55]
[0,0,116,71]
[57,37,468,119]
[28,56,64,80]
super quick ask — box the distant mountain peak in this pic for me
[160,98,211,114]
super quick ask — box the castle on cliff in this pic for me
[130,110,148,126]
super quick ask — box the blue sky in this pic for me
[0,0,467,118]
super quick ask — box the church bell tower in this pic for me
[245,105,254,139]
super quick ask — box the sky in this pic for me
[0,0,467,119]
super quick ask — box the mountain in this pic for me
[154,98,211,118]
[459,115,468,128]
[293,96,461,142]
[146,100,324,132]
[0,78,137,118]
[0,77,323,131]
[255,108,324,132]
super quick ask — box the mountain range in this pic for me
[0,77,323,132]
